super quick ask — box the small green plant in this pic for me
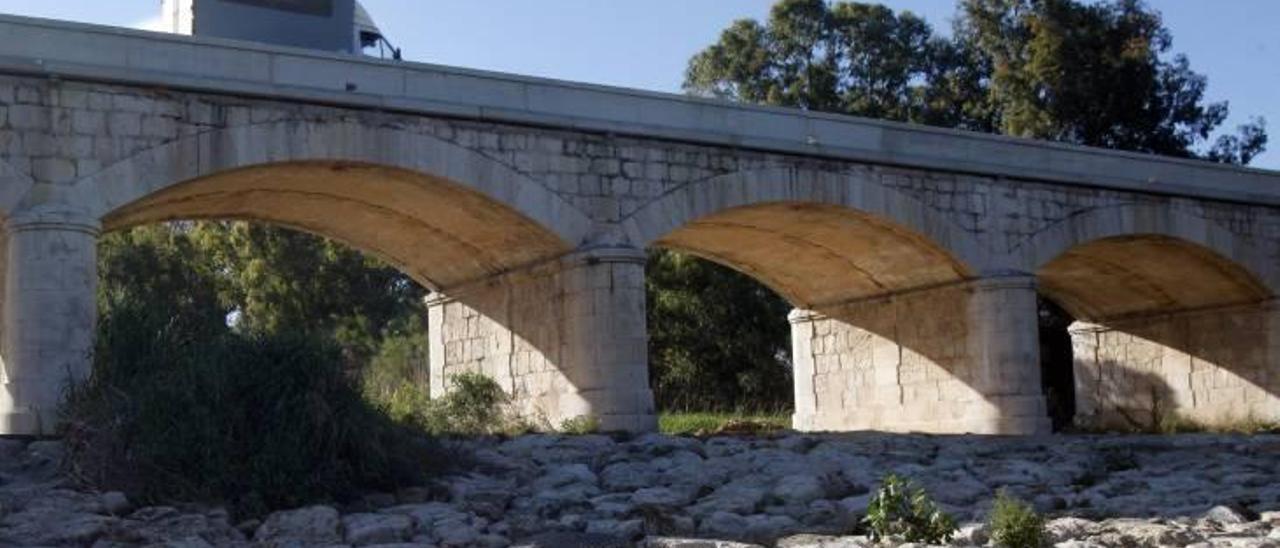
[863,473,957,544]
[418,372,530,436]
[988,489,1047,548]
[559,415,601,435]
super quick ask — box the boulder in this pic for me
[342,512,413,545]
[254,505,341,546]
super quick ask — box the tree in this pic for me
[960,0,1266,162]
[646,251,793,412]
[98,222,428,370]
[191,222,427,365]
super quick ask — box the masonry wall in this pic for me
[792,278,1049,434]
[427,249,654,432]
[1072,301,1280,429]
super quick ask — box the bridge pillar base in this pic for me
[791,275,1050,435]
[427,246,656,433]
[0,210,100,436]
[1071,301,1280,430]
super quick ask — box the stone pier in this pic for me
[0,209,99,435]
[426,247,656,432]
[791,275,1050,434]
[1071,300,1280,429]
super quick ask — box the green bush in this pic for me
[988,490,1047,548]
[376,371,530,436]
[62,303,446,518]
[559,415,600,435]
[863,474,957,544]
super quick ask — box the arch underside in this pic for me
[654,202,971,308]
[103,161,571,290]
[1038,235,1272,321]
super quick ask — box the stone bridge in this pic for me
[1,15,1279,435]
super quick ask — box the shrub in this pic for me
[62,303,446,518]
[988,490,1047,548]
[863,473,957,544]
[559,415,600,435]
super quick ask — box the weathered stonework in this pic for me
[792,276,1048,434]
[1072,301,1280,429]
[1,15,1280,435]
[426,247,654,432]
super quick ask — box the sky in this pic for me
[2,1,1277,169]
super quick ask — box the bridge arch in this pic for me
[65,120,593,290]
[1015,203,1280,430]
[1012,203,1275,320]
[623,166,984,308]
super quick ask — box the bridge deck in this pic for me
[0,13,1277,204]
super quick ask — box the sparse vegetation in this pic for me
[658,411,790,436]
[405,372,530,436]
[989,489,1047,548]
[863,473,957,544]
[559,415,601,435]
[62,303,444,519]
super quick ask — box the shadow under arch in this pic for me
[632,168,1044,433]
[623,166,989,284]
[102,160,575,291]
[1017,207,1280,428]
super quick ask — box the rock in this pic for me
[601,461,659,491]
[24,440,64,463]
[644,537,765,548]
[776,534,874,547]
[1046,517,1097,543]
[585,518,645,539]
[534,464,598,491]
[690,484,767,518]
[450,474,515,519]
[100,491,131,516]
[381,502,469,534]
[0,509,116,546]
[743,513,800,542]
[342,512,413,545]
[634,486,693,508]
[1205,503,1259,524]
[771,475,824,506]
[698,511,750,540]
[513,530,632,547]
[434,516,480,546]
[475,533,511,547]
[254,505,341,546]
[0,438,27,459]
[952,523,988,546]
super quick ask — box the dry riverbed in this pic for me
[1,432,1279,546]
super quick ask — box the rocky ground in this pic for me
[1,432,1279,547]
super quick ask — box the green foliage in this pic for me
[685,0,990,128]
[959,0,1266,162]
[559,415,601,435]
[197,222,427,364]
[388,372,530,436]
[646,250,793,412]
[658,412,791,436]
[863,474,957,544]
[989,490,1047,548]
[689,0,1266,163]
[62,301,443,519]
